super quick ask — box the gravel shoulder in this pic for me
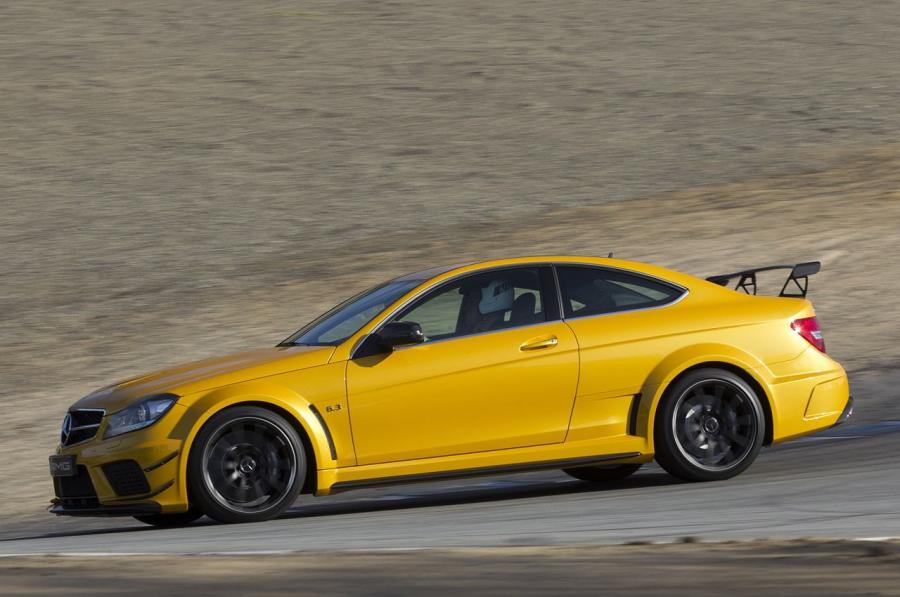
[2,541,900,596]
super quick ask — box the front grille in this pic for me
[102,460,150,496]
[54,465,98,508]
[62,409,105,446]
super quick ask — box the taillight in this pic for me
[792,316,826,353]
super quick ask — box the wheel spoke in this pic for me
[721,427,749,447]
[267,474,287,492]
[227,428,250,446]
[208,441,231,465]
[717,437,733,460]
[251,477,270,497]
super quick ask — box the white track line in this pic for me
[1,537,899,557]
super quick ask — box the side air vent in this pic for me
[102,460,151,496]
[628,394,642,436]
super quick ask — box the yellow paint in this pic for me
[805,376,850,419]
[347,321,579,465]
[56,256,850,512]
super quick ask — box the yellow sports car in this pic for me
[49,256,852,525]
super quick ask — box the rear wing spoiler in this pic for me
[706,261,821,298]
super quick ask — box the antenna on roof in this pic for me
[608,252,614,258]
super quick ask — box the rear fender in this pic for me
[636,343,771,453]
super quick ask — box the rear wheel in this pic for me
[563,463,642,482]
[188,406,307,524]
[134,508,203,527]
[655,368,765,482]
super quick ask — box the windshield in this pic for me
[280,279,421,346]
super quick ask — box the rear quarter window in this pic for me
[557,266,684,318]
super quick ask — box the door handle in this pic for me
[519,336,559,351]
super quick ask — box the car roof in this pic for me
[393,262,477,282]
[395,256,705,291]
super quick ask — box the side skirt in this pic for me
[329,452,641,493]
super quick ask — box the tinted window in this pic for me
[282,279,421,346]
[393,267,547,342]
[557,266,683,319]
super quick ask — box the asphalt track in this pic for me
[2,392,899,556]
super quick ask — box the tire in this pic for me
[654,368,765,482]
[563,463,643,482]
[134,508,203,527]
[188,406,307,524]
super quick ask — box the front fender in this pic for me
[170,380,337,506]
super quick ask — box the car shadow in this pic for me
[281,471,679,520]
[2,472,679,543]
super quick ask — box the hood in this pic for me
[72,345,335,413]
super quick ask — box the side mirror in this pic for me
[354,321,424,359]
[378,321,425,347]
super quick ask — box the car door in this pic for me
[555,265,688,407]
[346,266,579,466]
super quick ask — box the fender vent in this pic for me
[628,394,642,436]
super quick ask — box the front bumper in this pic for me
[50,404,190,517]
[50,500,162,517]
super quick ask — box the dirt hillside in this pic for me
[2,0,900,523]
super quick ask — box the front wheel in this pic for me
[654,368,765,482]
[188,406,307,524]
[563,463,643,482]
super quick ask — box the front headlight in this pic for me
[104,393,178,439]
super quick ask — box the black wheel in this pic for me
[563,463,643,482]
[654,368,765,482]
[188,406,306,524]
[134,508,203,527]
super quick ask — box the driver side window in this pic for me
[395,267,547,342]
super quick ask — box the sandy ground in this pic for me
[2,541,900,596]
[3,0,900,525]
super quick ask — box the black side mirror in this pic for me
[378,321,425,347]
[354,321,424,359]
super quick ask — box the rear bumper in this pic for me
[765,350,851,443]
[831,395,854,428]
